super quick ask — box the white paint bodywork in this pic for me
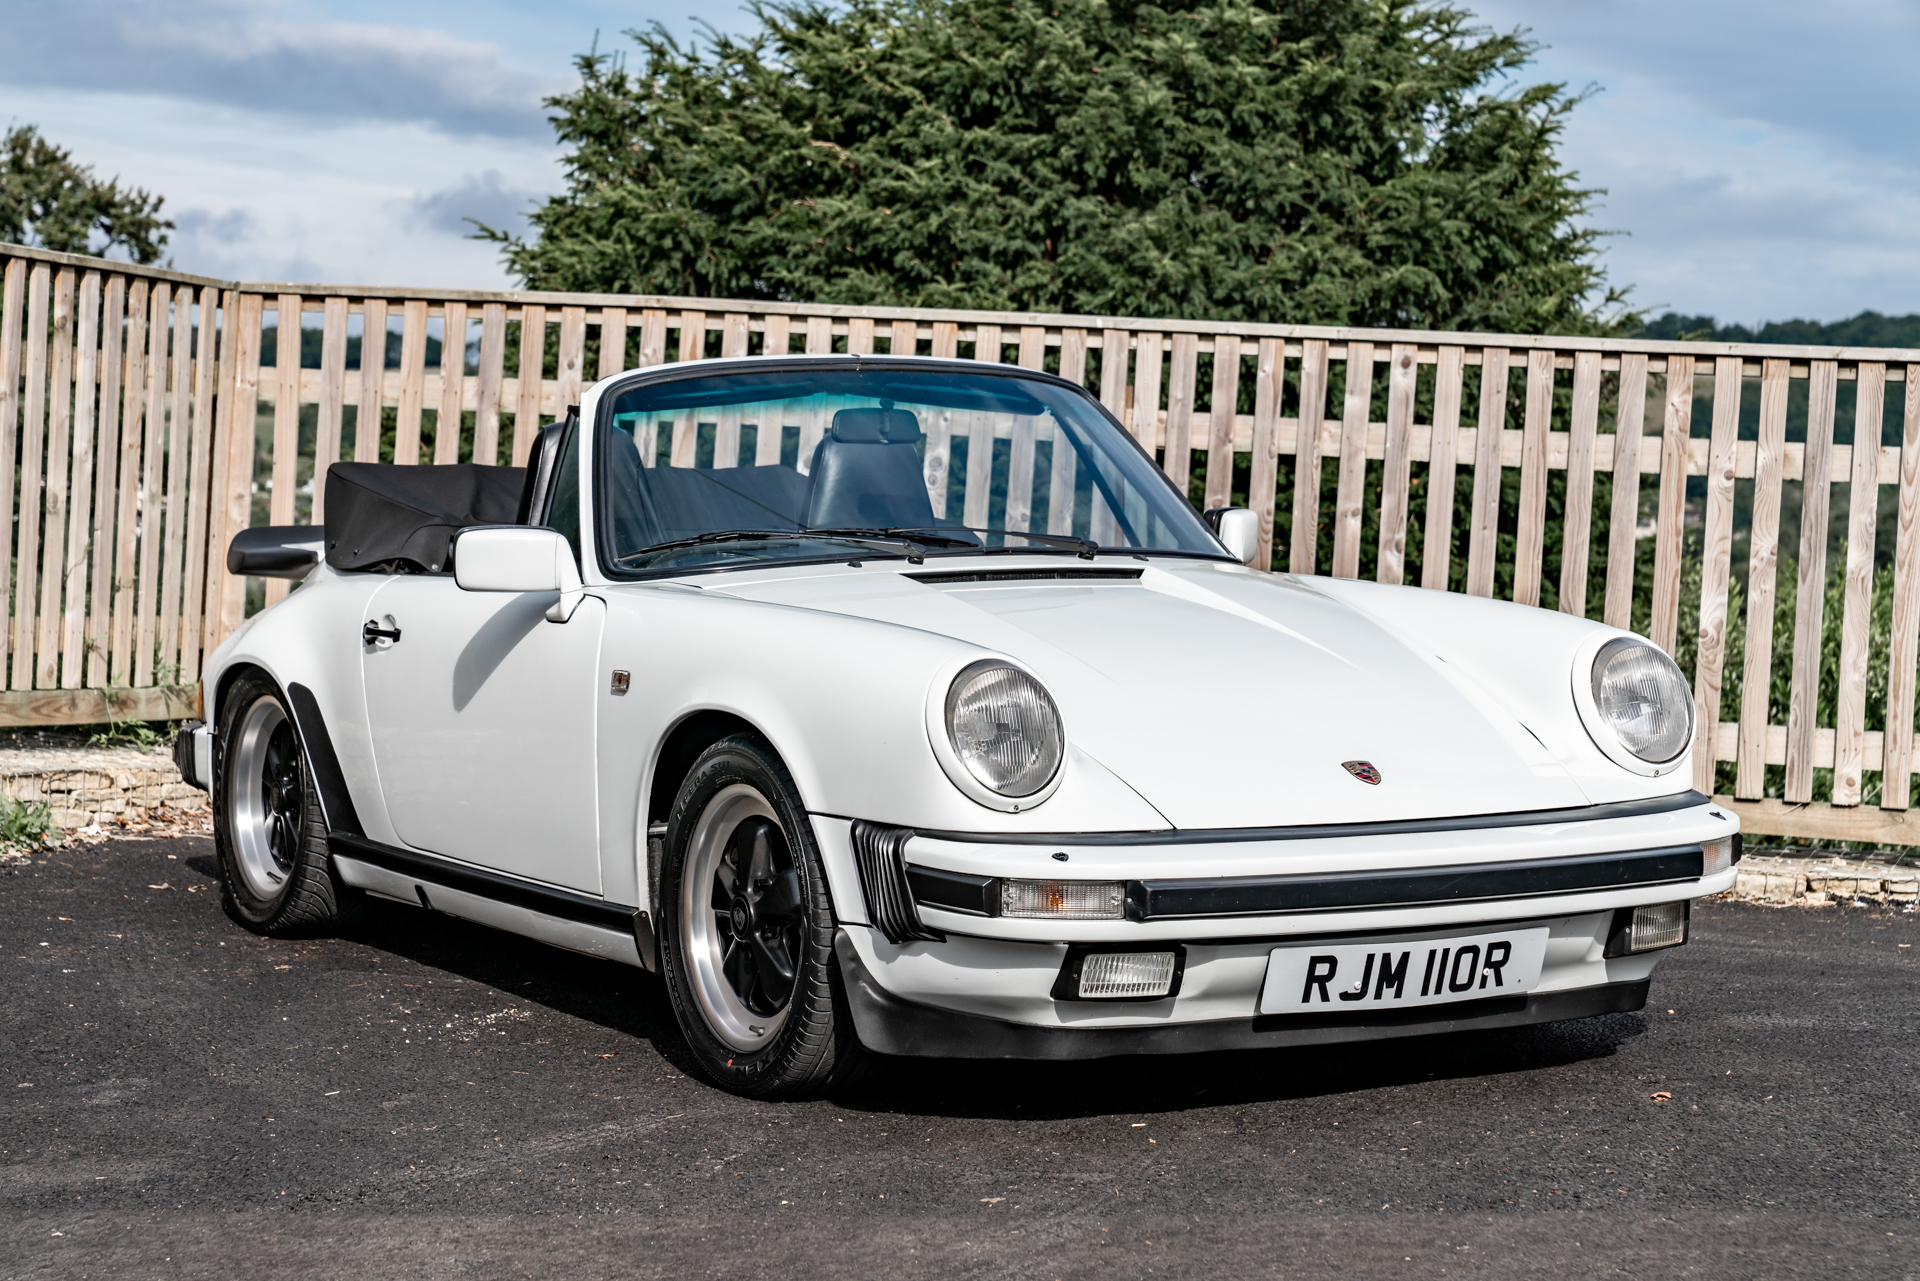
[361,577,604,891]
[198,358,1736,1035]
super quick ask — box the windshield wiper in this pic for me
[618,528,931,565]
[880,525,1100,560]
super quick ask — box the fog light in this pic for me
[1701,836,1736,876]
[1078,951,1177,999]
[1629,901,1688,951]
[1001,879,1125,919]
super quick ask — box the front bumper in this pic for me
[812,794,1734,1055]
[835,928,1652,1059]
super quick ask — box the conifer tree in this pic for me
[489,0,1627,332]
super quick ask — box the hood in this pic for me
[706,559,1593,829]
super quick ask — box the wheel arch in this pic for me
[646,709,775,829]
[212,662,362,837]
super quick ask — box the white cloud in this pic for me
[401,171,542,240]
[0,0,559,138]
[1471,0,1920,324]
[0,85,559,286]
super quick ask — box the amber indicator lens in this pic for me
[1001,878,1125,919]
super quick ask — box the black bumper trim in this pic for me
[329,833,633,932]
[172,721,204,791]
[1129,844,1704,920]
[834,929,1651,1060]
[909,790,1711,847]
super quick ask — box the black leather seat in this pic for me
[603,427,813,559]
[805,407,937,529]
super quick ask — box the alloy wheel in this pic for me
[681,784,806,1051]
[227,695,305,901]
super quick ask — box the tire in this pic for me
[212,671,349,936]
[658,733,876,1099]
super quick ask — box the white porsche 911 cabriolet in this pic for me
[177,354,1740,1098]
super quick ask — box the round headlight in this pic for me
[944,661,1065,798]
[1590,638,1693,763]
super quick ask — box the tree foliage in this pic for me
[1639,310,1920,350]
[491,0,1627,332]
[0,125,172,265]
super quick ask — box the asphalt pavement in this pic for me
[3,836,1915,1279]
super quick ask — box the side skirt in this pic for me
[331,835,648,970]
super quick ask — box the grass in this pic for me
[82,718,179,751]
[0,794,60,851]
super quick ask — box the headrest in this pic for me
[830,407,922,445]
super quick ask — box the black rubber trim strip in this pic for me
[910,790,1712,847]
[329,833,633,932]
[1129,844,1704,920]
[285,682,362,837]
[907,568,1143,585]
[834,930,1650,1060]
[853,821,944,943]
[171,721,204,790]
[904,864,998,916]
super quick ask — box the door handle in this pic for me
[362,619,402,645]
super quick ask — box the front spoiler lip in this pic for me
[833,929,1652,1060]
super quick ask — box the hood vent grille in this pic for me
[908,567,1143,586]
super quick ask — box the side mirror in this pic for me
[454,525,584,622]
[1205,507,1260,567]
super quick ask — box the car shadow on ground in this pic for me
[183,851,705,1075]
[183,854,1648,1119]
[183,860,1651,1121]
[847,1012,1647,1120]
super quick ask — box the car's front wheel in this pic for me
[658,733,872,1099]
[212,672,349,935]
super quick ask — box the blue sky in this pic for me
[2,0,1914,326]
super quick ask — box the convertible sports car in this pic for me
[177,354,1741,1098]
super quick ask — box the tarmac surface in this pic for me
[3,836,1915,1279]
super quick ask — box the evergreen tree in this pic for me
[488,0,1628,332]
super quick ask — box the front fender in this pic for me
[592,583,1168,911]
[1305,576,1694,804]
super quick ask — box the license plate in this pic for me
[1258,927,1550,1015]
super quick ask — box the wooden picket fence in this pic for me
[4,240,1919,846]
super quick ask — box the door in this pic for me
[361,575,605,892]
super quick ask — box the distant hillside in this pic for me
[1636,310,1920,349]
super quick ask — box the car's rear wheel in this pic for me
[659,733,874,1099]
[213,672,348,935]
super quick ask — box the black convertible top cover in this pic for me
[324,462,526,573]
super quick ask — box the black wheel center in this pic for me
[729,896,755,936]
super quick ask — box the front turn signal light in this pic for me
[1000,879,1124,920]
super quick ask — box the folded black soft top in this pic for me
[324,462,526,574]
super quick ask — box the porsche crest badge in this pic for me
[1341,760,1382,785]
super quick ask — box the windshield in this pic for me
[597,364,1221,573]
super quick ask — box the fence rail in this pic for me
[4,240,1918,845]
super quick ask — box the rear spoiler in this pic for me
[228,526,323,579]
